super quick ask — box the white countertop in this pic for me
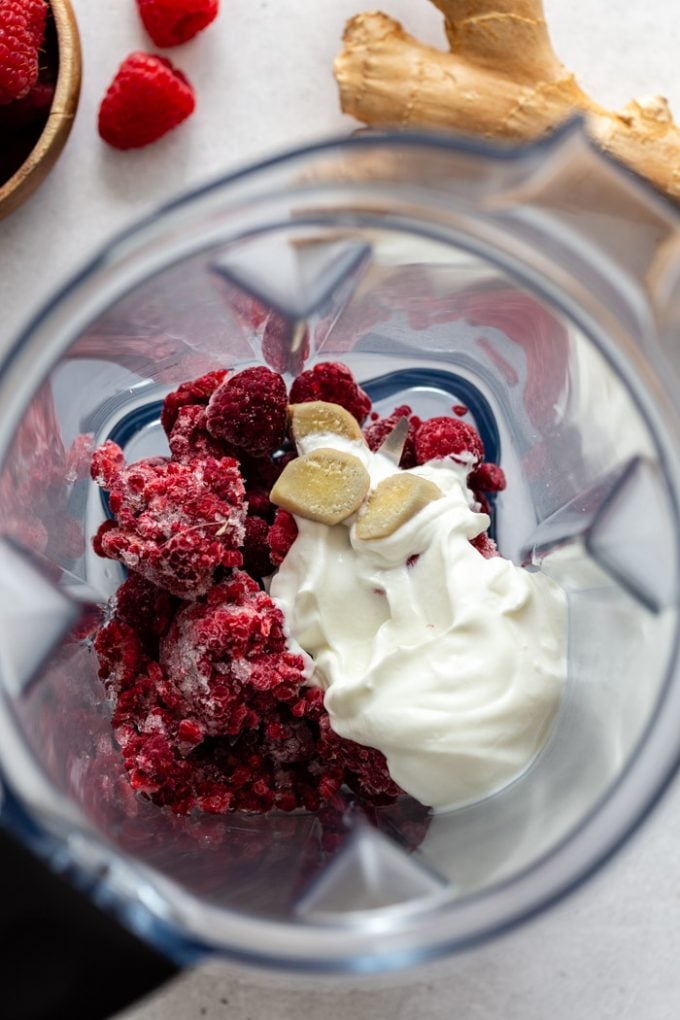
[3,1,680,1017]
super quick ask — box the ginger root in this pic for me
[334,1,680,200]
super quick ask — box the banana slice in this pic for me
[289,401,364,446]
[356,473,442,540]
[271,448,370,525]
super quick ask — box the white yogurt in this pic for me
[270,434,566,812]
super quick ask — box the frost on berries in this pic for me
[90,440,246,598]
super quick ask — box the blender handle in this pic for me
[0,823,179,1020]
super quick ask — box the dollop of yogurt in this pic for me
[270,432,566,812]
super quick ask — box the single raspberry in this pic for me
[91,442,246,598]
[289,362,371,425]
[98,52,195,150]
[268,508,298,565]
[161,370,229,434]
[206,366,288,456]
[136,0,219,48]
[415,416,484,467]
[0,0,45,104]
[261,312,310,376]
[468,461,507,493]
[363,405,421,469]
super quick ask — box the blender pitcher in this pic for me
[2,125,680,980]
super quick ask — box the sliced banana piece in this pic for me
[289,400,364,446]
[356,473,443,540]
[271,448,370,525]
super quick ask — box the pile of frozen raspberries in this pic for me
[91,361,505,816]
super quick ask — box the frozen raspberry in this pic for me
[0,0,45,104]
[242,515,274,580]
[363,405,421,469]
[161,370,229,434]
[91,442,246,598]
[317,716,402,803]
[453,404,468,417]
[91,439,126,489]
[468,461,507,494]
[168,405,235,464]
[95,617,150,698]
[136,0,219,48]
[415,416,484,467]
[289,362,371,425]
[261,312,310,376]
[268,508,298,566]
[115,572,176,644]
[206,366,288,456]
[159,573,305,736]
[98,53,195,150]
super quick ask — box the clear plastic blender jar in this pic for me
[2,126,680,972]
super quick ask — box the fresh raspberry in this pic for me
[91,442,246,598]
[468,461,507,493]
[161,370,229,434]
[242,515,274,580]
[415,416,484,467]
[289,362,371,425]
[136,0,219,48]
[0,0,45,104]
[363,405,421,469]
[98,52,195,150]
[268,508,298,565]
[261,312,310,376]
[24,0,46,46]
[206,366,288,456]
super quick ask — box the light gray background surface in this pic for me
[2,2,680,1017]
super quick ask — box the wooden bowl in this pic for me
[0,0,82,221]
